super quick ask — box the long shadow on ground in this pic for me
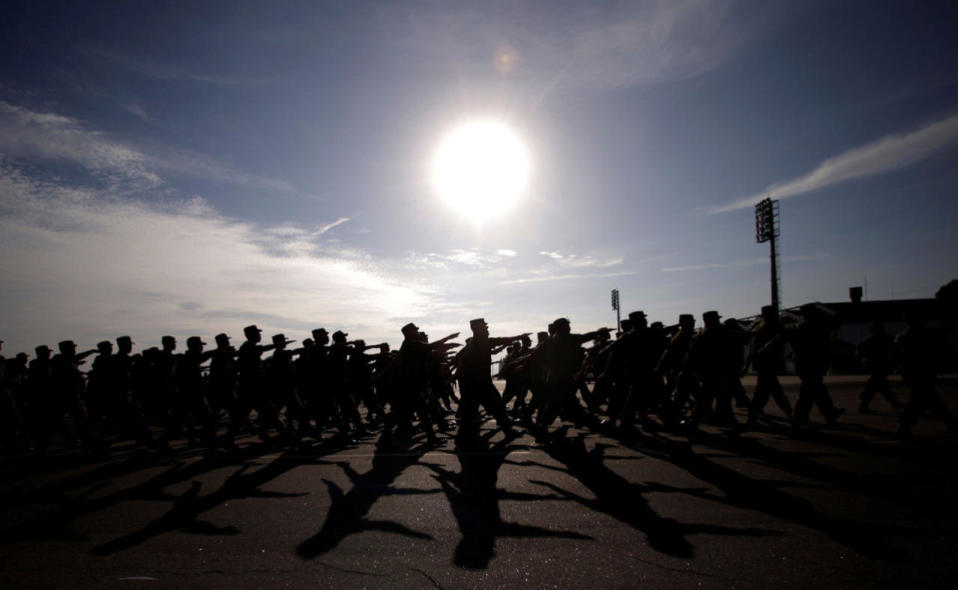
[296,438,442,559]
[423,434,592,570]
[515,431,779,559]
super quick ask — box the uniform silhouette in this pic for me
[746,306,793,425]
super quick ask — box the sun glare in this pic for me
[431,120,531,224]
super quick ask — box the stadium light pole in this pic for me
[611,289,621,335]
[755,197,781,313]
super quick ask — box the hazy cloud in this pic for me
[711,113,958,213]
[499,271,635,285]
[0,161,439,352]
[661,253,830,272]
[0,100,315,199]
[381,0,786,92]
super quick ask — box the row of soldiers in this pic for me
[496,304,955,438]
[1,305,954,454]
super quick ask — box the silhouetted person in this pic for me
[687,311,736,427]
[329,330,366,435]
[746,306,793,426]
[455,318,521,446]
[235,325,283,443]
[724,318,752,408]
[790,304,843,429]
[612,311,662,432]
[47,340,97,449]
[856,322,901,414]
[172,336,217,449]
[387,322,437,444]
[657,314,699,427]
[895,313,956,437]
[539,317,605,432]
[208,333,239,426]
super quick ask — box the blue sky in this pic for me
[2,0,957,353]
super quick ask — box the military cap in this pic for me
[650,321,664,329]
[469,318,487,330]
[628,310,646,322]
[553,317,570,326]
[117,335,134,346]
[311,327,328,337]
[186,336,206,348]
[97,340,112,352]
[58,340,76,352]
[760,305,776,317]
[272,333,295,346]
[161,335,176,345]
[678,313,694,324]
[332,330,348,342]
[214,333,230,345]
[401,322,419,336]
[703,310,721,322]
[243,325,262,337]
[35,344,50,355]
[352,338,366,348]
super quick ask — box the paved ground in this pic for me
[2,375,957,589]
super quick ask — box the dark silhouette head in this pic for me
[58,340,76,356]
[628,310,647,329]
[117,335,134,354]
[186,336,205,352]
[161,335,176,352]
[332,330,348,345]
[97,340,112,355]
[401,322,419,339]
[272,333,293,349]
[469,317,489,338]
[214,333,230,349]
[703,310,721,328]
[679,314,695,330]
[312,328,329,346]
[35,345,51,359]
[553,317,571,336]
[243,325,262,344]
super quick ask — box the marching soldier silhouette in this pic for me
[856,322,901,414]
[895,312,956,437]
[234,325,284,443]
[790,304,843,429]
[455,318,522,446]
[657,314,699,428]
[539,317,606,432]
[172,336,217,449]
[745,306,793,426]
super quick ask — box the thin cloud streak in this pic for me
[710,113,958,213]
[0,162,439,353]
[499,271,635,285]
[0,100,315,199]
[661,253,830,272]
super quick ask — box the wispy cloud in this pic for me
[0,100,315,199]
[499,271,635,285]
[90,48,279,87]
[710,113,958,213]
[538,251,622,268]
[381,0,785,92]
[661,253,830,272]
[0,162,437,351]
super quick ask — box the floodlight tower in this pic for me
[754,197,781,313]
[611,289,621,335]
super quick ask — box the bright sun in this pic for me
[431,120,531,223]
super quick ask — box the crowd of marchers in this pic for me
[0,304,954,456]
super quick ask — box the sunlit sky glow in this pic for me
[1,0,957,353]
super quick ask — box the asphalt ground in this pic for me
[2,375,957,589]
